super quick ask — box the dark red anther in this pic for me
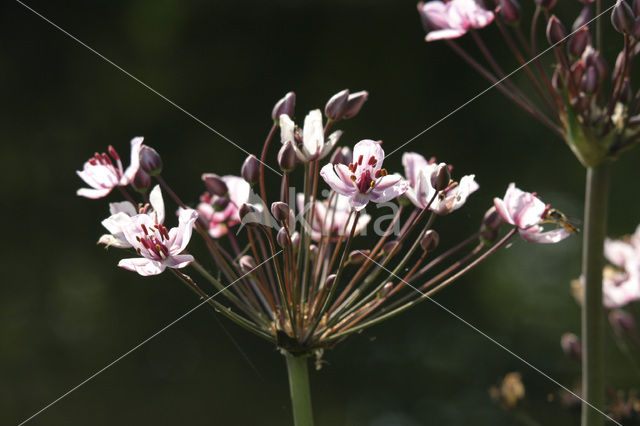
[428,156,436,164]
[375,169,382,178]
[139,238,150,249]
[368,156,377,166]
[89,158,97,165]
[358,155,363,165]
[141,224,149,235]
[108,145,120,161]
[357,170,374,193]
[101,153,113,166]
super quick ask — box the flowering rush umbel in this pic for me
[78,89,572,425]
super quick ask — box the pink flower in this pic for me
[319,140,408,211]
[197,175,253,238]
[280,109,342,162]
[118,207,198,276]
[99,185,165,248]
[493,183,571,244]
[402,152,478,214]
[76,137,143,199]
[602,225,640,307]
[296,193,371,242]
[419,0,495,42]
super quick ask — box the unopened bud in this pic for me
[482,206,503,231]
[239,255,257,273]
[139,145,163,176]
[239,203,259,226]
[324,89,350,121]
[560,333,582,360]
[499,0,521,24]
[382,240,400,255]
[272,91,296,121]
[342,91,369,119]
[277,227,289,248]
[271,201,290,222]
[241,155,260,184]
[201,173,228,196]
[611,0,635,34]
[420,230,440,252]
[349,250,370,264]
[583,48,609,81]
[568,27,590,58]
[324,274,336,290]
[551,66,564,91]
[535,0,557,9]
[278,142,297,172]
[613,51,625,81]
[609,309,636,337]
[290,232,301,251]
[619,78,633,104]
[580,66,599,94]
[309,244,318,259]
[378,282,394,298]
[431,163,451,192]
[572,4,593,31]
[331,146,352,165]
[131,169,151,193]
[547,15,567,45]
[212,196,229,211]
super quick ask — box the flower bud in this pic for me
[201,173,228,196]
[272,91,296,121]
[212,196,229,211]
[560,333,582,360]
[613,51,625,81]
[378,282,394,298]
[619,78,633,104]
[277,227,289,248]
[568,27,591,58]
[239,203,260,226]
[431,163,451,192]
[324,274,336,290]
[546,15,567,45]
[535,0,557,9]
[580,65,599,94]
[131,169,151,193]
[271,201,290,222]
[611,0,635,34]
[331,146,352,165]
[349,250,370,264]
[482,206,503,231]
[239,255,257,274]
[551,66,564,92]
[572,4,592,31]
[139,145,163,176]
[324,89,350,121]
[420,230,440,252]
[241,155,260,184]
[342,91,369,119]
[290,231,301,251]
[609,309,636,337]
[583,48,609,81]
[499,0,521,24]
[277,142,297,172]
[382,240,400,255]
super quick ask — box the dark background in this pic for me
[2,1,639,425]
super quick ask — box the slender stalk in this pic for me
[285,352,314,426]
[581,164,610,426]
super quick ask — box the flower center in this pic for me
[347,155,387,193]
[135,222,171,260]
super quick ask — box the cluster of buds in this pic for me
[76,90,572,356]
[417,0,640,167]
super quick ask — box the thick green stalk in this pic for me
[285,352,314,426]
[581,164,609,426]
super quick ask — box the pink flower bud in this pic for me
[431,163,451,192]
[482,206,503,231]
[241,155,260,184]
[278,142,297,172]
[271,201,290,222]
[131,169,151,193]
[609,309,636,337]
[572,4,592,31]
[290,231,301,251]
[201,173,228,196]
[277,227,289,248]
[325,274,337,290]
[239,203,259,226]
[212,196,230,212]
[580,66,599,94]
[613,51,625,81]
[560,333,582,360]
[139,145,163,176]
[239,255,257,273]
[349,250,370,264]
[568,27,590,58]
[546,15,567,45]
[382,240,400,255]
[583,48,609,81]
[342,91,369,119]
[324,89,350,121]
[499,0,521,24]
[330,146,352,165]
[378,282,394,298]
[272,91,296,121]
[420,229,440,251]
[611,0,635,34]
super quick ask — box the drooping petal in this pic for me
[402,152,429,187]
[118,257,166,276]
[519,227,571,244]
[121,137,144,185]
[425,28,468,41]
[370,178,409,204]
[350,193,371,211]
[320,163,357,196]
[163,254,195,269]
[319,130,343,160]
[168,208,199,254]
[432,174,478,214]
[77,187,113,199]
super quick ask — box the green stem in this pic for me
[581,164,610,426]
[285,352,314,426]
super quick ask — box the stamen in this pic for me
[368,156,377,166]
[380,169,388,177]
[108,145,120,161]
[358,155,363,165]
[141,224,149,235]
[350,175,356,182]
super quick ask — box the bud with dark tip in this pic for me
[482,206,503,231]
[139,145,163,176]
[290,232,301,251]
[499,0,521,24]
[535,0,557,9]
[239,255,257,274]
[547,15,567,45]
[271,201,291,222]
[331,146,352,165]
[272,91,296,121]
[324,274,336,290]
[560,333,582,360]
[568,27,590,58]
[342,91,369,119]
[382,240,400,255]
[349,250,370,264]
[583,48,609,81]
[431,164,451,192]
[241,155,260,184]
[212,196,230,211]
[609,309,636,337]
[572,4,592,31]
[580,66,599,94]
[619,78,633,104]
[239,203,260,226]
[420,230,440,252]
[277,227,289,248]
[324,89,350,121]
[201,173,228,196]
[611,0,635,34]
[132,169,151,193]
[277,142,297,172]
[378,282,394,298]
